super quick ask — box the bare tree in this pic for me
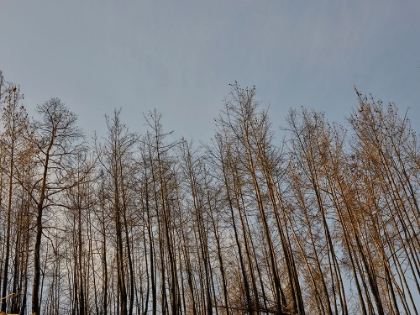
[0,82,28,314]
[27,98,86,315]
[96,109,138,315]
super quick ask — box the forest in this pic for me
[0,70,419,315]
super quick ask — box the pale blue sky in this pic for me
[1,0,419,142]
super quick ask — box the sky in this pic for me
[0,0,419,144]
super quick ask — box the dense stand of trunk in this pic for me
[0,75,419,314]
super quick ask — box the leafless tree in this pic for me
[27,98,86,315]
